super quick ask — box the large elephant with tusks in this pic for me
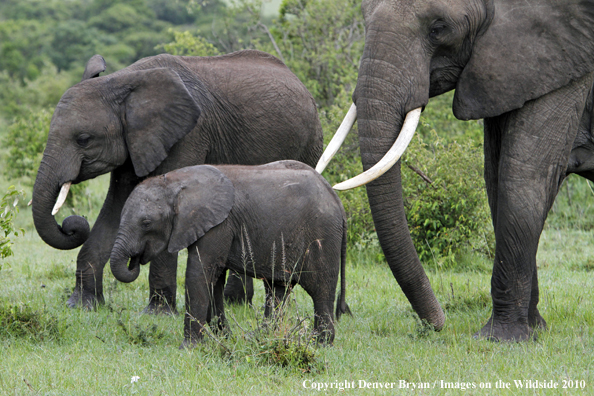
[318,0,594,340]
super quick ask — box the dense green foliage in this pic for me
[0,187,25,261]
[403,133,494,268]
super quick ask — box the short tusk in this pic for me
[28,199,32,207]
[315,103,357,174]
[333,107,422,191]
[52,182,71,216]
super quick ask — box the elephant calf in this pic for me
[109,160,350,347]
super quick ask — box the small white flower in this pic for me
[131,376,140,384]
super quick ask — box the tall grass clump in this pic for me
[198,295,325,374]
[0,303,66,342]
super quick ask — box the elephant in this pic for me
[31,50,323,313]
[317,0,594,341]
[109,161,350,347]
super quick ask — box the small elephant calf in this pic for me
[110,160,350,347]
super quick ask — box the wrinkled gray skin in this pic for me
[354,0,594,340]
[32,51,323,313]
[110,161,350,347]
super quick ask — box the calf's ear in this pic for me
[168,166,235,253]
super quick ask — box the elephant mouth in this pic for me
[129,255,142,271]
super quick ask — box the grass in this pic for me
[1,136,593,394]
[0,212,592,394]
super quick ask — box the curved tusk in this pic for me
[52,182,72,216]
[315,103,357,174]
[333,107,422,191]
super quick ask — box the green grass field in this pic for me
[0,188,593,395]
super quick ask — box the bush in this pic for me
[160,29,221,56]
[1,186,26,261]
[3,108,51,181]
[402,131,495,269]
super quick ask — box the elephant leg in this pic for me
[477,73,593,341]
[144,251,178,315]
[206,271,229,335]
[312,297,335,345]
[528,266,547,330]
[263,281,290,319]
[181,233,231,348]
[483,117,504,229]
[223,270,254,305]
[68,165,139,309]
[485,110,548,333]
[182,250,211,347]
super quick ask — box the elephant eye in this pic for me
[77,134,91,147]
[142,219,152,229]
[429,21,447,41]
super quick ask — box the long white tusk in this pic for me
[333,107,422,191]
[52,182,72,216]
[315,103,357,174]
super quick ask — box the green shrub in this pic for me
[402,131,495,269]
[3,108,51,181]
[1,186,25,262]
[159,29,221,57]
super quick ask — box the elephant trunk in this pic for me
[110,239,141,283]
[32,157,90,250]
[353,25,445,330]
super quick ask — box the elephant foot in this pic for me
[67,289,103,310]
[473,317,535,342]
[142,300,178,316]
[144,288,178,315]
[179,338,199,350]
[528,310,548,331]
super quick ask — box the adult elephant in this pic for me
[318,0,594,340]
[32,50,323,312]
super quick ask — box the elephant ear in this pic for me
[82,55,106,81]
[453,0,594,120]
[168,165,235,254]
[113,68,201,177]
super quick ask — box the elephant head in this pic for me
[32,55,201,250]
[110,165,235,283]
[317,0,594,329]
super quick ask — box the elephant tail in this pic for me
[336,217,352,320]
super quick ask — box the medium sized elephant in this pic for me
[109,161,351,347]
